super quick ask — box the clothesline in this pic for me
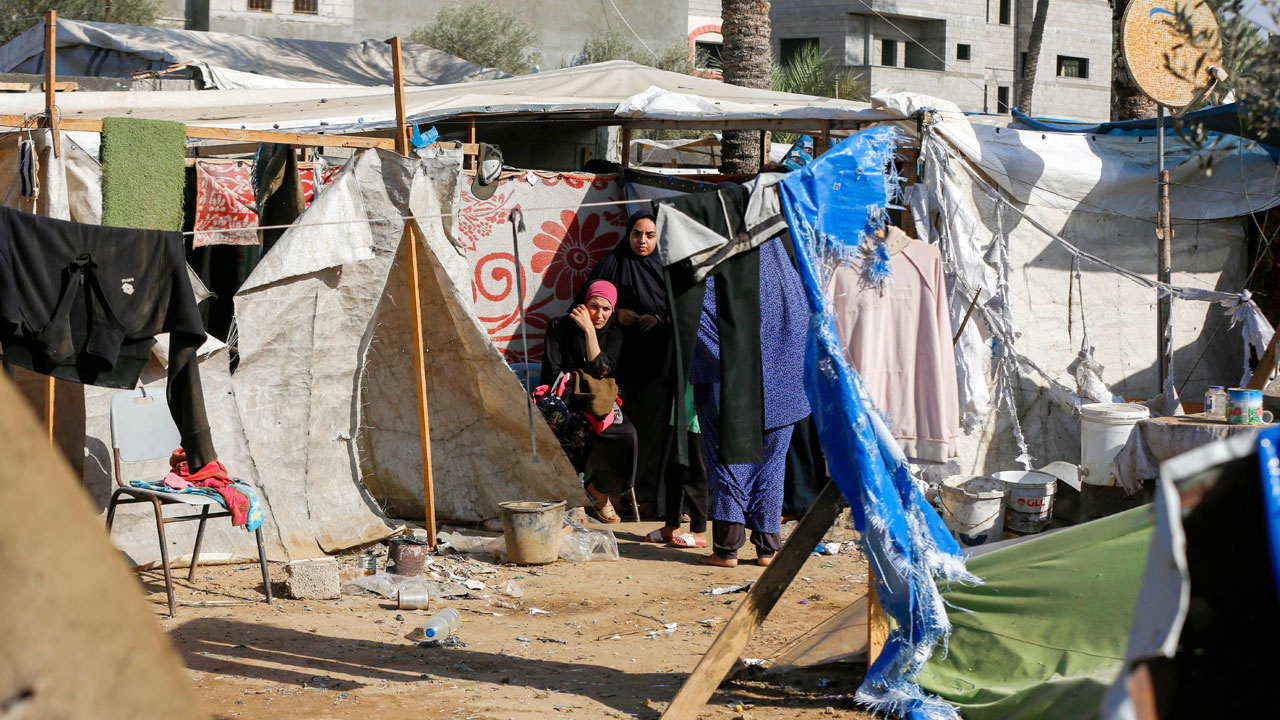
[182,196,656,237]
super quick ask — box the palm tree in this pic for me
[1111,0,1158,120]
[720,0,773,173]
[1017,0,1051,115]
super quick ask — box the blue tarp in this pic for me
[1011,101,1280,153]
[778,126,975,720]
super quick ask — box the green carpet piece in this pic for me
[918,506,1155,720]
[100,117,187,231]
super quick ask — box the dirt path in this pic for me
[148,518,875,719]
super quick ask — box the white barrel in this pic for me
[1079,403,1149,487]
[939,475,1006,548]
[992,470,1057,533]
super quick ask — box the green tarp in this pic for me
[918,507,1155,720]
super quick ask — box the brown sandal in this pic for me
[587,497,621,524]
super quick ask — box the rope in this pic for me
[182,196,655,237]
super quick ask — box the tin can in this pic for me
[359,552,378,576]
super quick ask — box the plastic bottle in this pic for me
[1206,386,1227,418]
[423,607,461,641]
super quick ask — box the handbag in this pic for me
[568,371,619,419]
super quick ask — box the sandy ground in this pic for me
[143,517,875,720]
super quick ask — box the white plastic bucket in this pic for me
[992,470,1057,533]
[939,475,1006,547]
[1079,403,1149,488]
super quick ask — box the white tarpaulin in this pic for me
[889,90,1275,477]
[0,19,505,89]
[0,61,898,135]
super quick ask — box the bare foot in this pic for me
[699,553,738,568]
[756,555,774,567]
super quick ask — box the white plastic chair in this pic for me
[104,386,271,617]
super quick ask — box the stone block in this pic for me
[284,558,341,600]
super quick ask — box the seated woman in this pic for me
[539,280,638,524]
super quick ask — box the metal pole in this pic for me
[509,208,537,461]
[1156,107,1172,390]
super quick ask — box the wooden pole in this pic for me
[621,127,631,168]
[467,117,476,170]
[43,10,59,158]
[390,37,437,548]
[661,481,842,719]
[819,120,831,156]
[42,10,58,443]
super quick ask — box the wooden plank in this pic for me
[43,10,59,157]
[867,573,890,665]
[1247,331,1280,390]
[621,127,631,168]
[0,115,398,149]
[42,10,58,440]
[660,480,843,719]
[391,36,438,550]
[0,82,31,92]
[41,81,77,92]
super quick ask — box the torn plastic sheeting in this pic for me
[778,125,976,720]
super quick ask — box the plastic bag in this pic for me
[558,518,619,562]
[343,572,447,599]
[437,530,507,561]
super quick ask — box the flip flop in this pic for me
[641,528,673,543]
[669,532,707,548]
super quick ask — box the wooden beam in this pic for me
[867,573,890,666]
[41,81,77,92]
[660,481,842,719]
[0,115,398,149]
[42,10,58,442]
[43,10,59,158]
[0,81,31,92]
[621,127,631,168]
[391,36,438,550]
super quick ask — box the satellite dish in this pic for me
[1120,0,1224,108]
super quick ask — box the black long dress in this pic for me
[587,211,673,512]
[539,314,637,497]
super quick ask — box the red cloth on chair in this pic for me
[165,448,251,526]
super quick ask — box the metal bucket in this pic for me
[389,537,431,577]
[499,500,566,565]
[992,470,1058,533]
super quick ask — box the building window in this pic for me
[879,38,897,66]
[999,0,1012,25]
[996,85,1010,113]
[1057,55,1089,79]
[956,44,971,61]
[248,0,271,10]
[695,40,723,71]
[293,0,317,12]
[779,37,818,66]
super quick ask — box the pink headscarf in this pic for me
[584,280,618,308]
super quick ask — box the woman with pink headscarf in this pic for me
[539,280,637,523]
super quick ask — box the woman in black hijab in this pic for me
[587,210,671,517]
[540,280,637,523]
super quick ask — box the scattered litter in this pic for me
[645,622,679,638]
[560,518,620,562]
[816,677,833,688]
[502,579,524,598]
[344,572,461,600]
[462,579,486,591]
[464,608,506,617]
[420,636,467,648]
[437,531,507,560]
[703,583,752,596]
[490,598,521,610]
[528,607,552,615]
[815,541,842,555]
[697,617,727,627]
[538,636,567,644]
[742,658,769,666]
[516,635,532,643]
[798,600,808,604]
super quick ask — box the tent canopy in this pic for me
[0,18,506,89]
[0,61,900,135]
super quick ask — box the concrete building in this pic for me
[769,0,1112,120]
[155,0,690,71]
